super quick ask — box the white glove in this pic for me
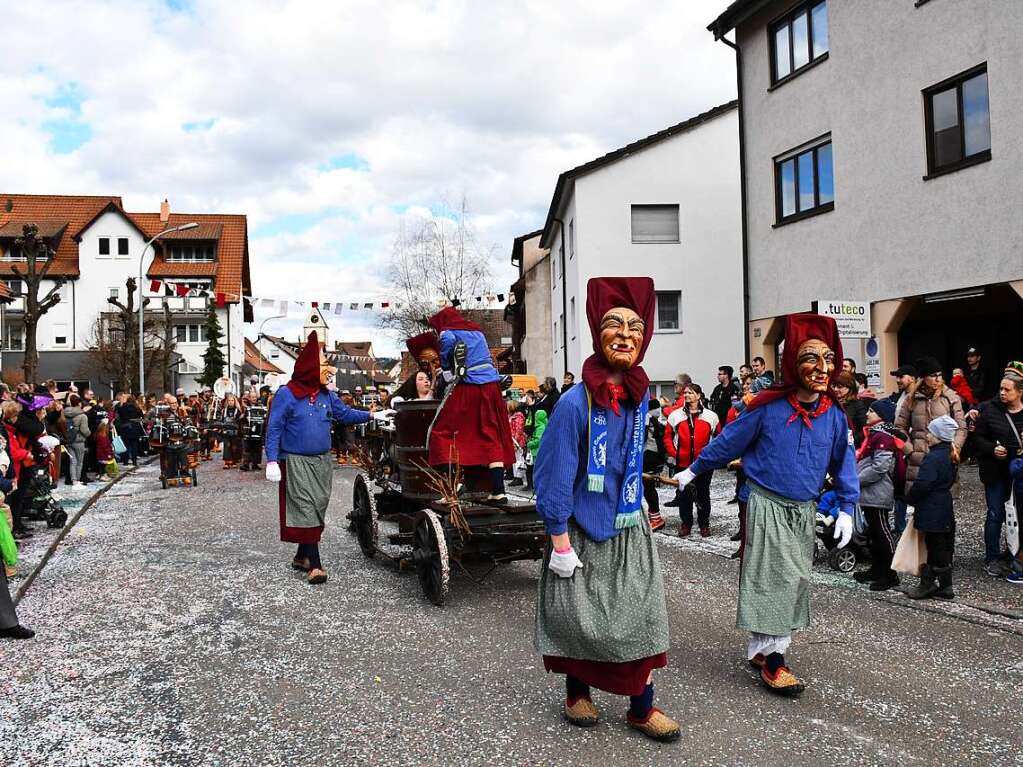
[371,409,393,421]
[833,512,853,549]
[549,547,583,578]
[672,468,696,490]
[266,462,282,483]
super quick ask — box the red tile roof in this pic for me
[0,280,10,300]
[129,212,250,303]
[244,337,283,374]
[0,195,251,305]
[0,194,124,278]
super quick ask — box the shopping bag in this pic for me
[1005,499,1019,557]
[112,427,127,456]
[892,515,927,576]
[0,509,17,566]
[105,459,120,478]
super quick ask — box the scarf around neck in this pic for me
[585,386,647,530]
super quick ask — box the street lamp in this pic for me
[138,222,199,395]
[257,314,286,385]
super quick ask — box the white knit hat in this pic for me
[927,415,958,443]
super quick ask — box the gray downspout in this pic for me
[553,217,568,374]
[719,34,751,362]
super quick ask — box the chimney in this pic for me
[160,199,170,224]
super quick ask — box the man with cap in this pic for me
[887,364,916,410]
[265,331,383,585]
[673,313,858,697]
[964,348,986,403]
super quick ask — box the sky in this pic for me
[1,0,736,355]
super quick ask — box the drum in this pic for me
[149,421,169,448]
[167,420,187,442]
[245,406,267,438]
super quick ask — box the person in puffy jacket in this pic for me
[852,399,900,592]
[664,383,719,537]
[906,415,959,600]
[526,408,547,465]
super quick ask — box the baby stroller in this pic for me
[21,463,69,529]
[814,491,869,573]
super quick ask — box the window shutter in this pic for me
[631,205,680,243]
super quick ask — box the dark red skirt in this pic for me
[428,382,515,467]
[278,459,323,545]
[543,654,668,697]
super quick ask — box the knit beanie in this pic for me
[868,398,896,424]
[927,415,958,443]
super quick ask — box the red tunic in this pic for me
[428,382,515,467]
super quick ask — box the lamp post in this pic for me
[138,222,199,395]
[257,314,286,385]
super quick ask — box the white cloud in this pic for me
[1,0,736,353]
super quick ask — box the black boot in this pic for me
[854,567,884,584]
[907,564,939,600]
[869,570,900,591]
[932,565,955,600]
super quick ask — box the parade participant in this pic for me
[239,390,266,472]
[426,307,514,502]
[393,331,441,401]
[265,331,376,585]
[674,313,858,697]
[534,277,679,742]
[219,392,245,469]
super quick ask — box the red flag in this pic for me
[311,301,318,308]
[175,284,189,297]
[381,302,390,308]
[216,292,226,308]
[149,280,161,293]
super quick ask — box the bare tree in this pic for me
[379,195,495,339]
[9,224,64,384]
[84,277,175,393]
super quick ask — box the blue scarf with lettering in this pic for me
[586,387,648,530]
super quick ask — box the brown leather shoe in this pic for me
[699,526,711,538]
[760,666,805,697]
[678,525,691,538]
[291,557,311,572]
[564,697,599,727]
[307,568,328,585]
[627,708,681,742]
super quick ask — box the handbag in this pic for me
[1002,412,1023,555]
[892,515,927,576]
[111,425,127,456]
[0,509,17,566]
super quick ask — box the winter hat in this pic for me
[915,356,943,377]
[927,415,958,443]
[868,398,896,424]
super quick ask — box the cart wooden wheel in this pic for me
[413,510,449,606]
[352,473,378,558]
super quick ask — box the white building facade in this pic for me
[539,102,745,398]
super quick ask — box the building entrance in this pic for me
[898,284,1023,402]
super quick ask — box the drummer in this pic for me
[239,389,265,472]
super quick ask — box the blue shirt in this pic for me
[690,397,859,516]
[534,384,637,542]
[439,329,499,384]
[265,387,370,462]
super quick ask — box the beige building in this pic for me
[508,230,553,380]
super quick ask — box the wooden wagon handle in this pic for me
[642,473,679,487]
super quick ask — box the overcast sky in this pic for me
[2,0,736,354]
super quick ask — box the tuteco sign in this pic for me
[817,300,870,339]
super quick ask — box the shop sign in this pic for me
[818,300,870,339]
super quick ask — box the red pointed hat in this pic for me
[406,331,439,360]
[581,277,656,409]
[747,312,844,411]
[428,306,482,333]
[287,330,323,399]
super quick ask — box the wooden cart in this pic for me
[348,399,546,605]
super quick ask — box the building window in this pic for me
[4,279,22,295]
[923,63,991,178]
[568,219,575,259]
[269,349,280,360]
[54,324,68,346]
[655,291,681,332]
[2,324,23,351]
[771,1,828,84]
[775,137,834,224]
[631,204,680,244]
[175,324,208,344]
[166,244,215,262]
[117,237,129,256]
[553,318,559,349]
[569,296,577,339]
[98,237,110,256]
[1,244,24,261]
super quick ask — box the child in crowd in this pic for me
[94,422,117,478]
[949,368,977,408]
[853,399,900,591]
[906,415,959,600]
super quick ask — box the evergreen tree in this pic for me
[197,306,226,388]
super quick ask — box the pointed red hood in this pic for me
[287,330,323,399]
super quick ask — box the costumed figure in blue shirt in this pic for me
[265,331,375,585]
[426,307,514,501]
[534,277,679,743]
[674,313,858,697]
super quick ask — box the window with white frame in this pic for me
[166,244,216,262]
[568,219,575,259]
[569,296,577,340]
[117,237,129,257]
[53,323,69,346]
[631,205,680,244]
[4,279,22,295]
[2,324,23,350]
[553,318,559,349]
[175,324,208,344]
[655,291,681,332]
[98,237,111,257]
[1,244,24,261]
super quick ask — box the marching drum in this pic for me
[149,421,169,448]
[244,405,267,438]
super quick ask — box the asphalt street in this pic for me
[2,458,1021,766]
